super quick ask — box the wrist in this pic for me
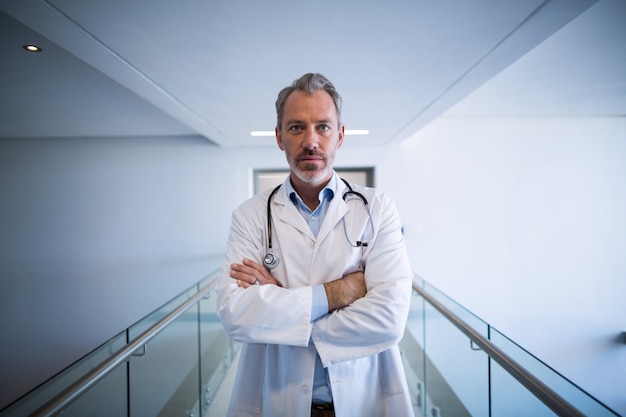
[323,280,346,312]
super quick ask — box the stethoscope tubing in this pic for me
[264,178,373,269]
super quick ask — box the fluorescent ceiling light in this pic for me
[250,131,275,137]
[251,129,369,137]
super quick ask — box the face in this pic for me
[276,90,344,187]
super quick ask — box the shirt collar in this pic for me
[286,172,337,207]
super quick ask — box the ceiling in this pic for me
[0,0,624,147]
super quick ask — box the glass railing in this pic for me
[0,270,238,417]
[402,275,620,417]
[2,271,620,417]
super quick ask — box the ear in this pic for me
[337,124,345,149]
[275,127,285,150]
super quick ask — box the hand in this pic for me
[230,258,282,289]
[324,271,366,312]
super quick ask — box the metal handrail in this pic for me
[30,275,218,417]
[412,281,586,417]
[25,273,589,417]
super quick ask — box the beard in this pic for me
[286,149,336,185]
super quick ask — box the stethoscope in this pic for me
[263,178,374,270]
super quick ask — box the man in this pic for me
[217,73,414,417]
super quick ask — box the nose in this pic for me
[303,128,319,151]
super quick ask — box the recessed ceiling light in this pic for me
[251,129,369,137]
[22,44,42,53]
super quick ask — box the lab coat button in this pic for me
[300,384,308,393]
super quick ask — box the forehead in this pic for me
[282,90,338,123]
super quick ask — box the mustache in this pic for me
[298,150,325,158]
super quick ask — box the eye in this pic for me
[318,124,330,132]
[288,125,303,132]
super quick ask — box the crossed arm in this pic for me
[230,258,366,312]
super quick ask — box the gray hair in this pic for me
[275,73,343,131]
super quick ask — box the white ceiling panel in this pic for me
[0,9,201,139]
[2,0,619,147]
[446,0,626,118]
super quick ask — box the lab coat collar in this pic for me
[271,178,315,240]
[317,175,351,244]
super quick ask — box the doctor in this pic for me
[217,73,414,417]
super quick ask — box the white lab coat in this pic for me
[217,174,414,417]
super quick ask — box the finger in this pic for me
[230,263,259,285]
[233,260,263,277]
[241,258,283,286]
[242,258,275,283]
[232,259,281,287]
[236,279,254,289]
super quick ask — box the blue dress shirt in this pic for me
[285,174,337,403]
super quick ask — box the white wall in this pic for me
[0,136,231,408]
[383,116,626,414]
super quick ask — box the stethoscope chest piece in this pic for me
[263,250,280,270]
